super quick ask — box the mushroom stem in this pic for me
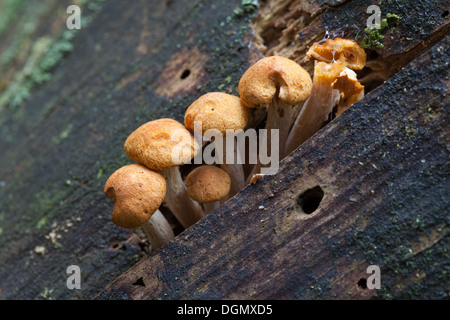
[266,98,292,158]
[203,201,220,214]
[220,141,246,199]
[221,161,245,199]
[284,62,343,155]
[162,166,204,229]
[238,56,312,174]
[140,209,174,250]
[246,98,290,181]
[184,93,250,200]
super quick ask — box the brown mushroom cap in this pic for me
[124,118,200,171]
[305,38,367,70]
[238,56,312,108]
[185,165,231,203]
[104,164,166,229]
[184,92,250,135]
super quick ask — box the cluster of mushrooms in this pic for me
[104,38,367,251]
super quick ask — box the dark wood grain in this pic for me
[0,0,448,300]
[0,0,254,299]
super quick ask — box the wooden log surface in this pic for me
[97,35,449,300]
[0,0,448,299]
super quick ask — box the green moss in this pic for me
[386,13,402,25]
[361,27,386,49]
[0,0,28,37]
[53,243,62,249]
[233,0,259,16]
[37,217,47,229]
[96,168,104,180]
[59,124,73,140]
[361,13,402,49]
[233,7,244,16]
[0,1,106,111]
[380,18,388,30]
[241,0,259,11]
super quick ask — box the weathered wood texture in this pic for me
[0,0,254,299]
[0,0,448,299]
[98,35,449,300]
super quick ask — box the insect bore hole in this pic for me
[180,69,191,79]
[358,278,368,289]
[298,186,324,214]
[132,277,145,287]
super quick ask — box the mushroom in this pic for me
[184,92,250,198]
[305,37,367,70]
[185,165,231,213]
[238,56,312,163]
[284,61,345,155]
[124,118,204,229]
[285,39,366,155]
[104,164,174,250]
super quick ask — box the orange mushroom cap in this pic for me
[238,56,312,108]
[185,165,231,203]
[305,38,367,70]
[184,92,250,135]
[104,164,166,229]
[124,118,200,171]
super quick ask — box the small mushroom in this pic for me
[238,56,312,162]
[184,92,250,197]
[124,118,204,229]
[104,164,174,250]
[305,38,367,70]
[185,165,231,213]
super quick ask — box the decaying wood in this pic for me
[0,0,256,300]
[98,36,449,300]
[0,0,448,300]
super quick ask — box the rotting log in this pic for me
[97,35,449,300]
[0,0,448,300]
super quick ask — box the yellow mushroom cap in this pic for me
[305,38,367,70]
[185,165,231,203]
[104,164,166,229]
[184,92,250,135]
[124,118,200,171]
[238,56,312,108]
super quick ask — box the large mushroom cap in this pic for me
[104,164,166,229]
[238,56,312,108]
[185,165,231,203]
[124,118,200,171]
[305,38,367,70]
[184,92,250,135]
